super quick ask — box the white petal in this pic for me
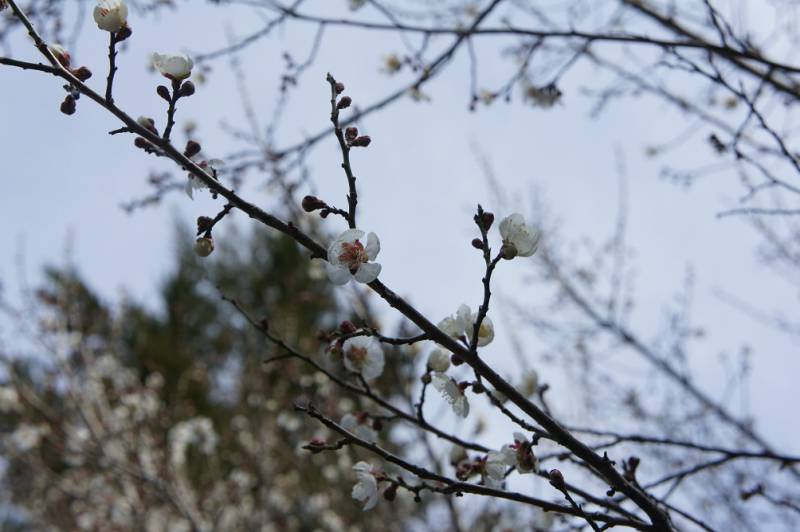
[338,228,365,244]
[364,232,380,260]
[326,263,352,285]
[354,262,381,283]
[361,350,385,381]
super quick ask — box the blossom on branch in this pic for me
[427,349,451,373]
[326,229,381,285]
[484,446,516,488]
[153,53,193,81]
[351,461,379,511]
[431,372,469,418]
[498,213,540,259]
[438,304,495,346]
[341,413,378,442]
[93,0,128,33]
[47,44,70,66]
[342,336,384,380]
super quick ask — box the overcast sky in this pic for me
[1,0,797,483]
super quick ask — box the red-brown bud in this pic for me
[471,238,483,249]
[334,82,345,94]
[60,95,76,115]
[481,212,495,230]
[345,127,358,142]
[197,216,213,233]
[450,354,464,366]
[184,140,202,158]
[134,137,150,149]
[549,469,565,490]
[336,96,352,109]
[351,136,372,147]
[339,320,357,334]
[72,66,93,81]
[157,85,171,102]
[302,195,327,212]
[178,80,195,97]
[116,24,132,41]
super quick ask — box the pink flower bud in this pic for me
[337,96,352,109]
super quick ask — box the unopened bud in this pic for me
[302,195,327,212]
[421,373,432,384]
[72,66,93,81]
[178,80,195,97]
[549,469,565,490]
[137,116,158,135]
[339,320,357,334]
[351,135,372,147]
[471,238,483,249]
[481,212,494,230]
[471,381,484,394]
[157,85,171,102]
[383,483,398,501]
[336,96,352,109]
[450,354,464,366]
[60,94,76,115]
[334,82,345,94]
[302,438,327,454]
[116,24,132,41]
[184,140,202,158]
[48,44,71,67]
[196,216,213,233]
[134,137,150,150]
[194,236,214,257]
[345,127,359,142]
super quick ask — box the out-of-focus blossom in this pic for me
[0,386,20,412]
[168,417,218,466]
[498,213,539,259]
[10,424,49,452]
[522,82,562,108]
[341,413,378,442]
[351,461,379,511]
[153,53,193,81]
[342,336,384,380]
[427,349,451,372]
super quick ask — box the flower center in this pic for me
[338,240,369,273]
[346,346,368,368]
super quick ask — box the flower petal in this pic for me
[354,262,381,283]
[364,232,380,260]
[326,263,352,285]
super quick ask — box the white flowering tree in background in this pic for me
[1,1,800,531]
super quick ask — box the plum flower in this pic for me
[484,447,516,488]
[438,304,494,346]
[185,160,221,199]
[352,462,379,511]
[507,432,538,474]
[93,0,128,32]
[342,336,384,380]
[427,349,451,373]
[47,44,71,66]
[326,229,381,285]
[467,311,494,347]
[153,53,193,81]
[341,413,378,443]
[498,213,540,259]
[438,304,472,339]
[431,372,469,418]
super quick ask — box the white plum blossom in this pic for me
[521,369,540,397]
[342,336,384,380]
[93,0,128,32]
[326,229,381,285]
[427,349,451,373]
[498,213,540,259]
[466,311,495,347]
[438,305,494,346]
[438,304,472,338]
[153,53,194,81]
[351,462,379,511]
[341,413,378,442]
[484,446,516,488]
[431,372,469,418]
[507,432,538,474]
[185,160,221,199]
